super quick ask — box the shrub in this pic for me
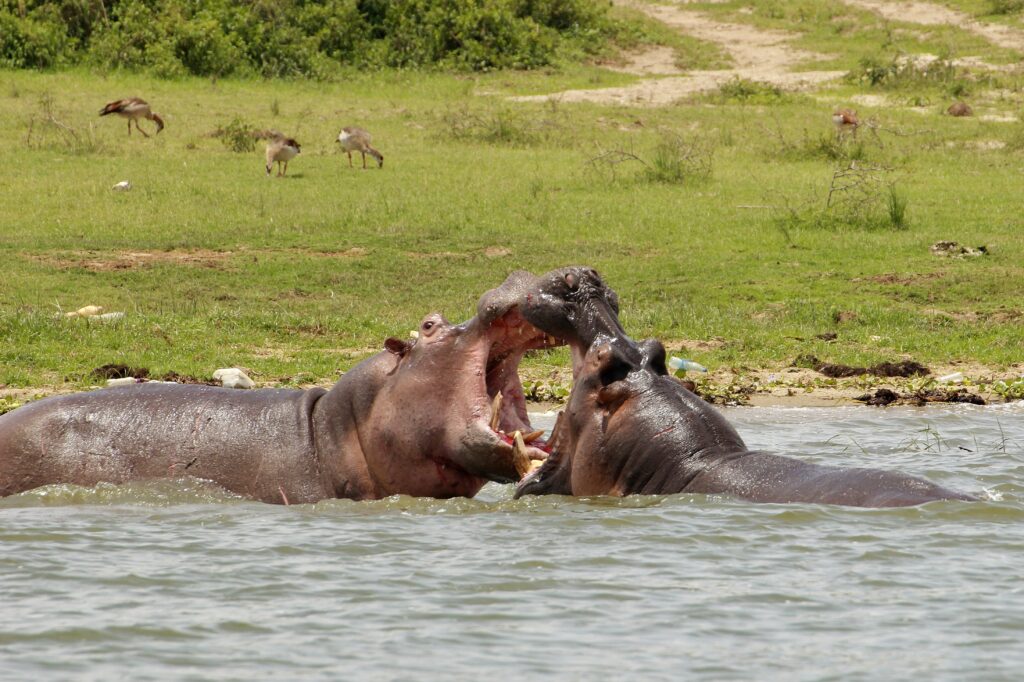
[215,118,258,153]
[0,9,71,69]
[1,0,622,77]
[988,0,1024,15]
[642,132,714,184]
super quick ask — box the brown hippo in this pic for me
[514,340,976,507]
[0,270,567,504]
[510,267,976,507]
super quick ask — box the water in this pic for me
[2,404,1024,681]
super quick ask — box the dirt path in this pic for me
[512,2,844,106]
[842,0,1024,52]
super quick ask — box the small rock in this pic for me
[106,377,141,387]
[213,368,255,389]
[947,102,973,117]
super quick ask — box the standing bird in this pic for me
[832,108,860,138]
[99,98,164,137]
[265,135,301,177]
[337,127,383,168]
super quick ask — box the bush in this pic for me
[0,9,72,69]
[215,118,258,153]
[642,132,714,184]
[988,0,1024,15]
[0,0,621,78]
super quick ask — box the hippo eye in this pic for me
[422,320,434,331]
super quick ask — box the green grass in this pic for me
[1,58,1023,391]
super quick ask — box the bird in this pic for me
[832,108,860,138]
[337,127,383,168]
[265,135,301,176]
[947,101,973,117]
[99,98,164,137]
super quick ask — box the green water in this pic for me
[2,405,1022,680]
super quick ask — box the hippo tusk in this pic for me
[523,429,545,443]
[512,430,531,478]
[489,392,503,431]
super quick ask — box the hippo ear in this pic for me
[640,339,668,376]
[384,338,411,357]
[597,346,632,387]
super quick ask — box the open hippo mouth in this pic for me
[479,307,564,475]
[459,266,630,484]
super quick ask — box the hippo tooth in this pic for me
[523,429,545,443]
[512,430,531,478]
[489,392,503,431]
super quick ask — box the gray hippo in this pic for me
[513,271,976,508]
[0,270,570,504]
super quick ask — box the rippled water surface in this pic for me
[3,405,1024,681]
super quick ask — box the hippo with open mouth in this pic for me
[0,270,573,504]
[515,271,976,508]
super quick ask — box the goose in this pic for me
[832,108,860,138]
[266,135,301,176]
[337,126,383,168]
[99,98,164,137]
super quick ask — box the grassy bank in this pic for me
[1,55,1023,395]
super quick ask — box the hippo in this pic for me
[514,272,976,508]
[0,270,571,504]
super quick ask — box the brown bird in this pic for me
[337,126,383,168]
[99,98,164,137]
[265,135,301,176]
[832,108,860,138]
[947,101,973,117]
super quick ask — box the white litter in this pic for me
[936,372,964,384]
[87,312,125,323]
[213,368,255,389]
[106,377,139,387]
[668,356,708,375]
[112,180,132,191]
[65,305,104,318]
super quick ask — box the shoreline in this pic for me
[3,362,1022,413]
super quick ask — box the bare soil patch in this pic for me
[601,46,682,76]
[512,2,844,106]
[841,0,1024,52]
[28,250,234,272]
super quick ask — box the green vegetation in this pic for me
[1,0,625,76]
[2,1,1024,398]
